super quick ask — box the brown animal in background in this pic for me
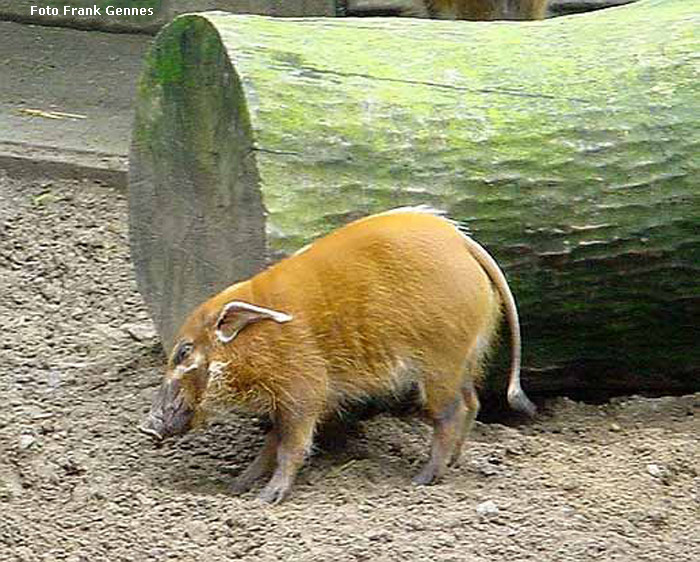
[140,207,535,504]
[408,0,548,20]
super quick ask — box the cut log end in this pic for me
[129,15,266,352]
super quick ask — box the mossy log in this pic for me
[129,0,700,397]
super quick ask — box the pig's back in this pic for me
[254,209,499,392]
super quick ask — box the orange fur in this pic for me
[149,208,534,503]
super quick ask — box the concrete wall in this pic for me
[0,0,337,33]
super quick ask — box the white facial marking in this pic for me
[204,361,230,401]
[173,352,203,378]
[208,360,230,378]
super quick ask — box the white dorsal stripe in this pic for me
[291,206,447,260]
[375,205,445,217]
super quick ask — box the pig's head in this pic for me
[139,299,293,442]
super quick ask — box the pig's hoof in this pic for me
[258,483,289,505]
[230,477,254,496]
[412,464,441,486]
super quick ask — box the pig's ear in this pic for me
[215,301,293,344]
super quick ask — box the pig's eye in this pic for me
[173,342,193,366]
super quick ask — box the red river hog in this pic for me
[140,206,535,504]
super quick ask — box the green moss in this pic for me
[135,1,700,382]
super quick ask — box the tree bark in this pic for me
[129,0,700,396]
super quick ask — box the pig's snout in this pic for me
[139,377,194,441]
[139,415,165,441]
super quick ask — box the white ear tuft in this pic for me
[215,301,292,343]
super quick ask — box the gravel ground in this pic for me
[1,171,698,561]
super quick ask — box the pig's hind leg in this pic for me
[412,376,467,485]
[449,379,480,467]
[448,323,495,467]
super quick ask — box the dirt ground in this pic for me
[0,171,698,562]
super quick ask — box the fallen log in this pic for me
[129,0,700,397]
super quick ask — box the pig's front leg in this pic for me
[258,410,318,504]
[231,428,279,495]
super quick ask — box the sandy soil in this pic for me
[1,171,698,561]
